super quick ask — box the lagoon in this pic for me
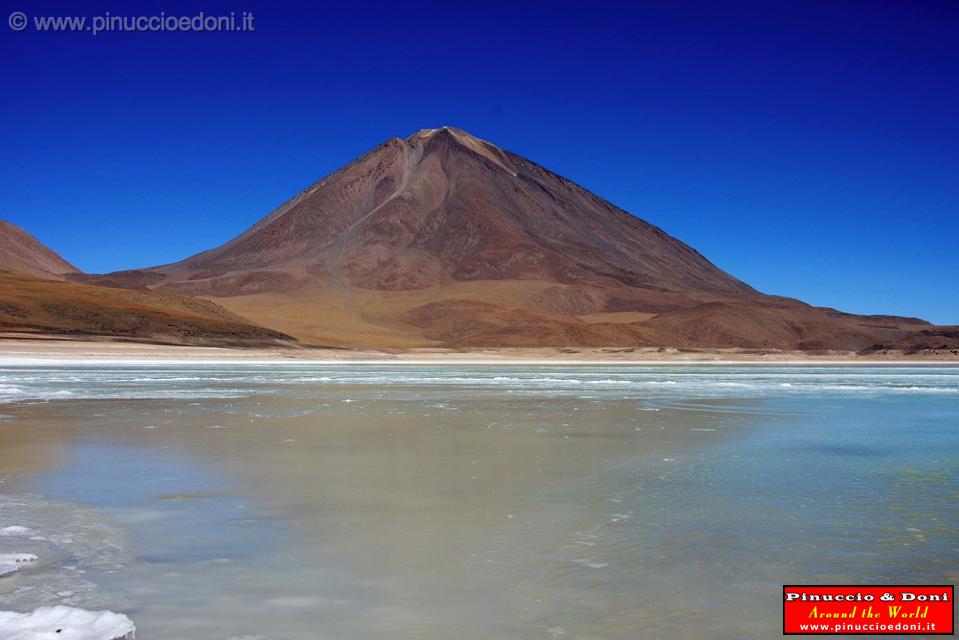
[0,364,956,638]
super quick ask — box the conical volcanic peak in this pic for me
[0,220,79,280]
[408,126,496,148]
[123,126,750,299]
[83,128,949,351]
[409,125,478,138]
[408,126,517,175]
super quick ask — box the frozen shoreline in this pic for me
[0,606,135,640]
[0,337,956,366]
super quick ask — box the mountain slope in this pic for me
[0,272,295,347]
[87,128,954,351]
[0,223,296,346]
[0,221,79,280]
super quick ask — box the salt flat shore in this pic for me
[0,335,956,365]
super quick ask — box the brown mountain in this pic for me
[0,222,293,347]
[86,127,955,351]
[0,221,80,280]
[0,272,294,347]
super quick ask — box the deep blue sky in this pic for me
[1,0,956,322]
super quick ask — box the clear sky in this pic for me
[1,0,956,323]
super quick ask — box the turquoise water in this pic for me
[0,365,957,638]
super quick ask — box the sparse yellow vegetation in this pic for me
[0,271,294,347]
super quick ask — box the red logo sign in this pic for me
[783,585,954,635]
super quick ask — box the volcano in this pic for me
[86,127,953,351]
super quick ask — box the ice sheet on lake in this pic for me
[0,606,135,640]
[0,364,957,404]
[0,496,131,611]
[0,553,38,564]
[0,553,37,578]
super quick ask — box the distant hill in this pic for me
[0,271,295,347]
[0,221,79,280]
[0,220,295,347]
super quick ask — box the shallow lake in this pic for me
[1,364,957,638]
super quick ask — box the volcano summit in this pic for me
[83,127,952,351]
